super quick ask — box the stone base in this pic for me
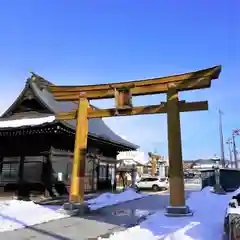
[212,184,226,195]
[165,205,193,217]
[63,202,90,215]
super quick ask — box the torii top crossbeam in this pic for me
[48,65,221,101]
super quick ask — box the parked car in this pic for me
[135,176,168,191]
[224,193,240,239]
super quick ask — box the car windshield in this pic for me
[139,177,158,182]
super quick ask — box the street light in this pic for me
[226,138,233,168]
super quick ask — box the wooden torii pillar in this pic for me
[48,65,221,215]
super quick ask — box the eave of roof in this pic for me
[1,75,138,150]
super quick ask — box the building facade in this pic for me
[156,156,169,177]
[0,73,138,195]
[116,151,169,178]
[116,151,146,183]
[191,159,221,170]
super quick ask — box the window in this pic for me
[1,162,19,182]
[99,166,107,180]
[108,167,115,180]
[139,178,147,182]
[146,178,158,182]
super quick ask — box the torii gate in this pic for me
[48,65,221,216]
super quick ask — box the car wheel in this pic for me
[152,184,160,192]
[131,184,139,192]
[134,186,140,192]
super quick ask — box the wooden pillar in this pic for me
[17,155,26,199]
[131,164,136,186]
[91,156,95,192]
[106,164,109,181]
[69,97,88,203]
[113,163,117,190]
[167,88,185,207]
[0,156,3,182]
[43,149,54,198]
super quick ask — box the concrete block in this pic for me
[212,184,226,195]
[165,205,193,217]
[63,202,90,215]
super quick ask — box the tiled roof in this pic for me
[1,74,138,150]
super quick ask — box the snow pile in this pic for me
[100,226,157,240]
[0,189,147,232]
[87,188,147,210]
[0,200,68,232]
[101,187,239,240]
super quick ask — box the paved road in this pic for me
[0,190,194,240]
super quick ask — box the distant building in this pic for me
[184,158,221,170]
[116,151,146,165]
[156,156,169,177]
[145,154,169,177]
[116,151,147,181]
[182,161,195,170]
[116,151,169,178]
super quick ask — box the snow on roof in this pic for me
[0,116,55,129]
[0,75,138,149]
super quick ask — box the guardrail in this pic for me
[184,178,202,184]
[184,178,202,190]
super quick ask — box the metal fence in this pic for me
[201,169,240,191]
[184,178,202,184]
[184,178,202,190]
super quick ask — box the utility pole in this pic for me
[226,138,233,168]
[232,130,240,168]
[219,109,225,167]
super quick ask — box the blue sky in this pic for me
[0,0,239,160]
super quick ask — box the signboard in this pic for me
[57,172,63,181]
[114,87,133,109]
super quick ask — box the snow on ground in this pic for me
[87,188,147,210]
[100,187,240,240]
[0,188,147,232]
[0,200,68,232]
